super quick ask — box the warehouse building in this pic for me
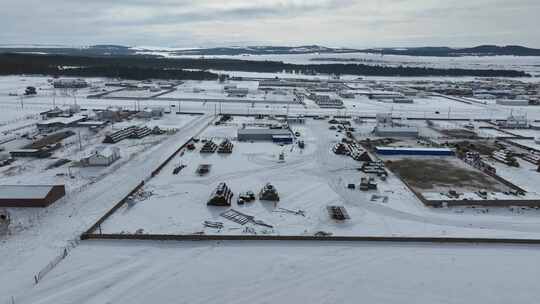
[374,125,419,138]
[53,78,88,89]
[286,115,306,124]
[36,115,86,133]
[0,185,66,207]
[375,147,455,156]
[496,99,529,106]
[238,127,292,142]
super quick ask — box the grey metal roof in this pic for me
[0,185,57,200]
[238,128,291,136]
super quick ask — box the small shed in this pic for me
[81,147,121,167]
[0,185,66,207]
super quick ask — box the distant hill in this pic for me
[0,45,137,57]
[1,44,539,57]
[360,45,540,57]
[168,45,359,56]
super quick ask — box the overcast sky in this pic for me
[2,0,539,48]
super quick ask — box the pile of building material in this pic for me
[309,93,345,109]
[220,209,273,228]
[360,177,378,191]
[348,143,370,161]
[492,150,520,167]
[463,152,497,175]
[103,126,151,143]
[326,206,350,221]
[370,195,389,203]
[203,221,224,229]
[360,161,388,177]
[521,152,540,165]
[200,140,218,153]
[332,143,349,155]
[172,164,187,175]
[215,114,233,126]
[274,207,306,217]
[220,209,253,225]
[217,139,234,154]
[133,126,152,138]
[207,183,234,206]
[259,183,280,201]
[196,164,211,176]
[237,191,256,205]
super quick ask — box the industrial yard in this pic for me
[5,0,540,301]
[1,72,540,303]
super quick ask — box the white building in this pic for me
[496,99,529,106]
[286,115,306,124]
[499,115,529,129]
[81,147,121,167]
[137,107,164,119]
[53,78,88,89]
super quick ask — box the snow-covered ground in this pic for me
[94,118,540,240]
[14,240,540,304]
[137,51,540,75]
[1,73,540,303]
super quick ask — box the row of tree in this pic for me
[0,53,531,79]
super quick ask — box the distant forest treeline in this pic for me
[0,53,531,79]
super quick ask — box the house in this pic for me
[0,185,66,207]
[81,147,121,167]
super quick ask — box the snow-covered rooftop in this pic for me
[0,185,56,199]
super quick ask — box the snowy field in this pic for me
[137,51,540,75]
[14,240,540,304]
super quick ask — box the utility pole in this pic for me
[78,130,82,151]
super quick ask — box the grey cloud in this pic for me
[0,0,538,48]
